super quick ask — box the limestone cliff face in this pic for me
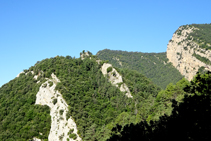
[35,73,82,141]
[167,25,211,81]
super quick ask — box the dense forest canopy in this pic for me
[108,71,211,141]
[0,53,164,141]
[1,23,210,140]
[0,71,51,140]
[96,49,184,89]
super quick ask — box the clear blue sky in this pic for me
[0,0,211,87]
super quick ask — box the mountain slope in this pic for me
[167,24,211,81]
[0,53,161,141]
[96,49,183,89]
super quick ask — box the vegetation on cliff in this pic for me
[189,23,211,50]
[0,72,51,140]
[175,23,211,50]
[0,53,162,141]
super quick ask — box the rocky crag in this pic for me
[101,63,133,98]
[167,25,211,81]
[34,73,81,141]
[81,52,133,98]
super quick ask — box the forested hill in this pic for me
[96,49,183,89]
[0,53,162,141]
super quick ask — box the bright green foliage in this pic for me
[117,68,161,123]
[59,109,64,115]
[107,66,113,73]
[148,77,189,121]
[0,71,51,140]
[48,81,53,87]
[53,98,57,105]
[97,49,183,89]
[185,71,211,96]
[32,55,160,140]
[68,129,77,139]
[108,71,211,140]
[84,124,97,141]
[0,53,161,141]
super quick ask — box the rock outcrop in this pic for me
[167,25,211,81]
[101,63,133,98]
[80,52,91,60]
[81,51,133,98]
[35,73,81,141]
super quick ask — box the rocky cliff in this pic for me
[35,73,81,141]
[167,25,211,81]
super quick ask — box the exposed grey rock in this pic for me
[35,73,81,141]
[101,63,133,98]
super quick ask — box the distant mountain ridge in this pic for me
[96,49,183,89]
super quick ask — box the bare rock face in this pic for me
[167,25,211,81]
[80,52,91,60]
[101,63,133,98]
[35,73,82,141]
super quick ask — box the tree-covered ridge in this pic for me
[96,49,184,89]
[0,71,51,140]
[0,53,161,141]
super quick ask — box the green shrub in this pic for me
[68,129,77,139]
[53,98,57,105]
[184,47,188,50]
[107,67,113,73]
[69,133,77,140]
[59,109,64,115]
[48,81,53,87]
[117,82,123,87]
[192,53,211,65]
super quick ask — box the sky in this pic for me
[0,0,211,87]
